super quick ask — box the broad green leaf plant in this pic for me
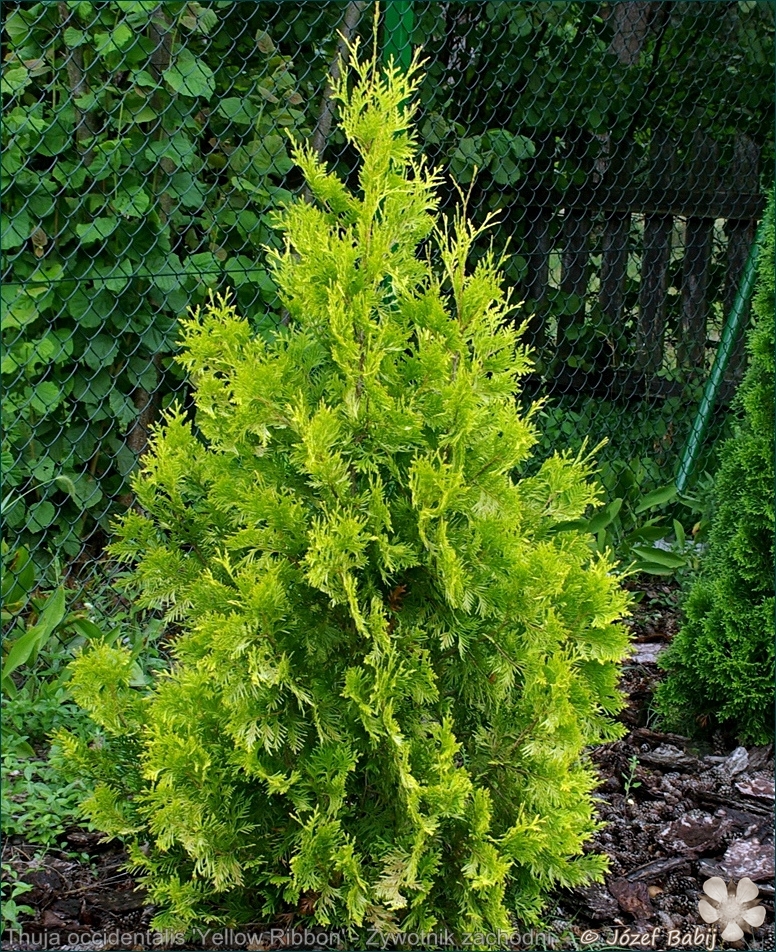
[1,1,307,560]
[61,48,630,939]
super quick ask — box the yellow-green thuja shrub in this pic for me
[59,50,630,939]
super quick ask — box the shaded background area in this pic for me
[1,0,774,584]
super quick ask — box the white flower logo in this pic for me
[698,876,766,942]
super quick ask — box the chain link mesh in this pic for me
[1,1,774,594]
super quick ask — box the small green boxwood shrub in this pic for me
[60,51,630,938]
[655,197,775,745]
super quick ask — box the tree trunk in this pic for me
[723,136,760,386]
[310,1,370,159]
[606,1,654,66]
[636,130,675,374]
[57,3,99,157]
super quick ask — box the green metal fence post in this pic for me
[676,213,768,493]
[382,0,414,72]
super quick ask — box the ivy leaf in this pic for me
[94,24,134,57]
[109,390,138,429]
[149,253,187,293]
[1,210,32,250]
[3,10,33,45]
[128,353,159,390]
[237,210,260,234]
[186,252,221,285]
[225,255,271,290]
[491,157,522,186]
[32,459,56,485]
[112,23,133,49]
[1,143,23,177]
[29,382,63,414]
[74,91,97,112]
[26,501,57,532]
[509,134,535,159]
[1,66,31,96]
[1,287,38,330]
[256,30,275,54]
[72,368,112,403]
[76,216,120,245]
[123,93,159,124]
[257,85,279,104]
[112,185,151,218]
[217,97,258,125]
[131,68,158,88]
[115,445,137,477]
[145,133,197,168]
[167,171,206,208]
[163,49,215,99]
[68,289,107,328]
[588,108,605,131]
[75,475,103,510]
[81,334,119,370]
[89,258,133,292]
[63,27,87,47]
[181,3,218,35]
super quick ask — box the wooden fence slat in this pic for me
[558,208,592,356]
[679,216,713,372]
[523,207,552,350]
[678,132,717,375]
[597,136,635,351]
[635,130,675,375]
[636,213,673,374]
[599,211,631,356]
[723,135,760,385]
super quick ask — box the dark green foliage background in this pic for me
[655,196,775,745]
[2,1,341,562]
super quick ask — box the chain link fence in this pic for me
[2,0,774,589]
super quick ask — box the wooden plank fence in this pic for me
[513,132,765,404]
